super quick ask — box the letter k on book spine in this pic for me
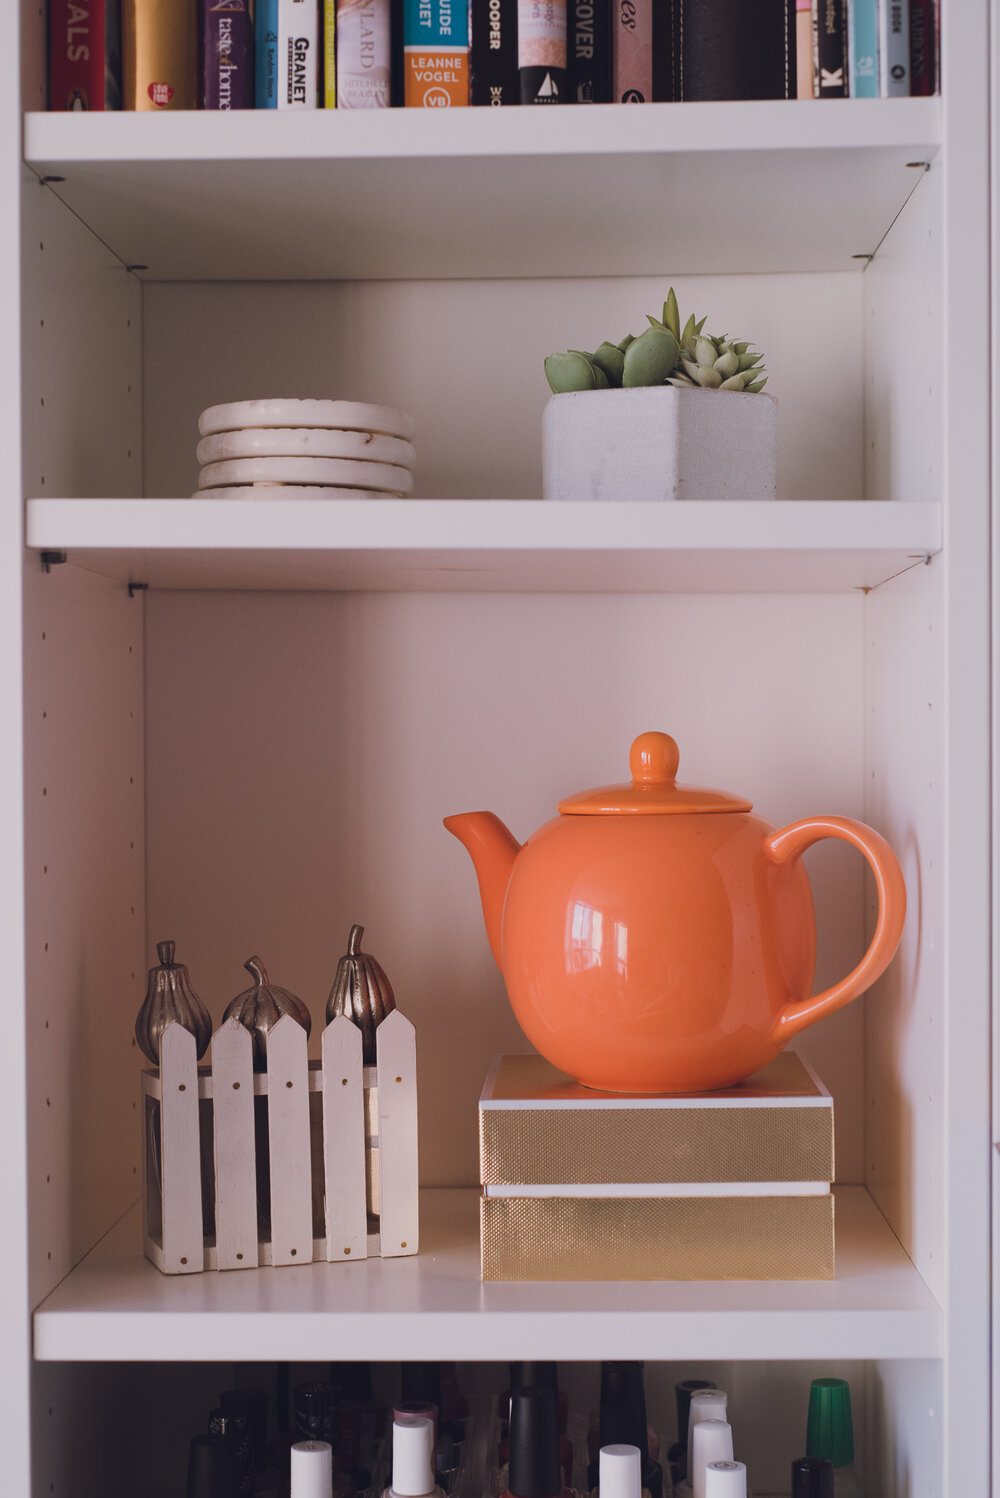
[279,0,319,106]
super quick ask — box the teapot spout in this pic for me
[444,812,521,970]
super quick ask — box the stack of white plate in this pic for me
[194,398,417,499]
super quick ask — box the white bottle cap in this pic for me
[705,1461,747,1498]
[599,1444,642,1498]
[691,1421,734,1498]
[687,1391,728,1478]
[290,1440,333,1498]
[391,1415,436,1497]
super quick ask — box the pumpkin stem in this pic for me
[244,955,269,986]
[347,924,364,955]
[157,939,176,967]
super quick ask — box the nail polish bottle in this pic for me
[805,1379,865,1498]
[690,1422,734,1498]
[597,1445,642,1498]
[503,1387,574,1498]
[792,1457,835,1498]
[682,1390,728,1495]
[705,1461,746,1498]
[502,1364,573,1488]
[666,1382,715,1487]
[187,1433,237,1498]
[384,1416,445,1498]
[586,1364,662,1498]
[291,1441,333,1498]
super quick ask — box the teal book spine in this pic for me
[256,0,279,105]
[849,0,878,96]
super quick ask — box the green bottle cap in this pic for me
[806,1379,855,1468]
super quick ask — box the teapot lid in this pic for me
[558,732,753,815]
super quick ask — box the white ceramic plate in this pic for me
[198,455,414,494]
[196,427,416,467]
[198,398,416,441]
[194,484,410,500]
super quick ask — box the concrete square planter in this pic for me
[542,386,778,502]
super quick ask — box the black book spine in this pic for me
[471,0,520,103]
[675,0,796,101]
[815,0,848,96]
[569,0,612,101]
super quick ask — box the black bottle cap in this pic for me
[599,1363,644,1449]
[401,1362,442,1406]
[509,1387,562,1498]
[510,1362,559,1395]
[187,1433,236,1498]
[219,1388,267,1468]
[791,1457,835,1498]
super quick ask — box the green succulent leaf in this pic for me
[695,316,707,334]
[591,340,626,387]
[622,325,680,387]
[695,337,718,368]
[698,366,723,388]
[715,349,740,379]
[746,376,768,393]
[680,314,697,347]
[618,333,636,352]
[719,374,747,391]
[662,288,681,340]
[544,350,601,393]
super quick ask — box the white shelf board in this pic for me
[23,101,940,280]
[32,1186,941,1362]
[26,499,941,593]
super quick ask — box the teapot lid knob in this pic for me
[630,732,680,786]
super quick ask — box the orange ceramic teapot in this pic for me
[445,731,906,1094]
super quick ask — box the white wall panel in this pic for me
[141,273,862,507]
[144,588,866,1187]
[23,560,146,1308]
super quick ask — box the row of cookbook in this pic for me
[48,0,939,113]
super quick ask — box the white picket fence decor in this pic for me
[141,1009,418,1274]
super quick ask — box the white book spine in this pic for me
[878,0,910,94]
[279,0,320,108]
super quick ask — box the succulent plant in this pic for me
[543,286,767,395]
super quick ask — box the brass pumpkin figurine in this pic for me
[223,956,312,1070]
[134,939,213,1065]
[326,924,396,1063]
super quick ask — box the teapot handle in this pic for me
[765,816,906,1043]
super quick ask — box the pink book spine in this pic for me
[612,0,652,102]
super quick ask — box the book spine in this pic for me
[907,0,935,94]
[336,0,392,105]
[612,0,651,101]
[849,0,878,95]
[278,0,320,107]
[675,0,795,101]
[201,0,253,108]
[518,0,568,103]
[815,0,847,95]
[403,0,470,105]
[49,0,122,109]
[471,0,519,104]
[122,0,197,108]
[325,0,337,104]
[795,0,812,95]
[255,0,279,104]
[569,0,612,102]
[878,0,909,92]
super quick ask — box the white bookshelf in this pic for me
[25,498,941,592]
[23,101,941,280]
[33,1187,940,1365]
[7,5,994,1496]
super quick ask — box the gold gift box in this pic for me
[479,1053,834,1282]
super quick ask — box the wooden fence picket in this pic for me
[375,1010,419,1258]
[265,1015,314,1266]
[211,1018,258,1269]
[159,1022,204,1273]
[322,1016,368,1262]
